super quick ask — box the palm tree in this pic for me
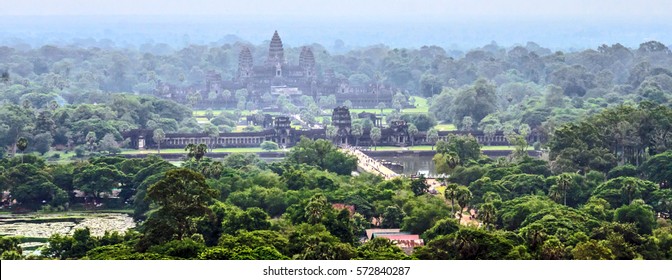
[407,123,418,146]
[454,231,478,258]
[427,128,439,150]
[484,124,497,146]
[548,185,562,204]
[207,161,224,179]
[195,144,208,161]
[325,125,338,144]
[523,224,546,252]
[305,194,328,224]
[445,151,461,169]
[351,123,363,146]
[444,183,460,218]
[456,186,472,220]
[479,203,497,230]
[185,143,197,159]
[557,173,573,206]
[16,137,28,164]
[370,127,381,151]
[622,178,638,204]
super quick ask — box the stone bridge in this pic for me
[341,147,400,180]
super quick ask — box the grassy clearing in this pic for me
[435,123,457,131]
[195,117,211,124]
[414,96,429,108]
[368,145,514,151]
[193,109,261,117]
[481,146,516,151]
[42,151,78,162]
[193,96,430,119]
[120,147,274,155]
[349,107,426,115]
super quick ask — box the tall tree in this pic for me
[0,104,33,156]
[556,173,573,206]
[73,163,128,202]
[484,124,497,146]
[427,128,439,150]
[444,183,460,218]
[185,143,196,159]
[351,123,363,146]
[408,123,419,146]
[376,102,386,115]
[479,203,497,230]
[85,131,97,152]
[143,168,216,243]
[462,116,474,131]
[381,206,404,228]
[153,128,166,154]
[305,194,331,224]
[99,133,121,155]
[195,144,208,161]
[326,125,338,143]
[410,176,430,196]
[456,186,473,220]
[370,127,381,151]
[16,137,28,164]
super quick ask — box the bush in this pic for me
[74,146,86,157]
[260,141,279,151]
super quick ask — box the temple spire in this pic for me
[238,46,253,79]
[267,30,285,65]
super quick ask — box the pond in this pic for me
[0,212,136,255]
[372,154,437,176]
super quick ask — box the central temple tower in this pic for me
[266,30,285,65]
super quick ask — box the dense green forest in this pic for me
[1,40,672,156]
[1,115,672,259]
[1,39,672,260]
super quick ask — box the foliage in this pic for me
[413,227,514,260]
[286,137,357,175]
[260,141,279,151]
[140,168,217,248]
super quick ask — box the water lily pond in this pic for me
[0,212,136,254]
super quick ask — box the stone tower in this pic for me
[299,47,316,78]
[273,116,292,146]
[266,30,285,65]
[238,46,253,79]
[205,70,222,94]
[332,106,352,145]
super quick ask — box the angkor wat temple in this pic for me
[124,107,540,150]
[157,31,395,109]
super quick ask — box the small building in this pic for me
[377,234,425,254]
[357,112,383,127]
[364,229,424,254]
[365,228,401,240]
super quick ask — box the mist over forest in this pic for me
[1,16,670,52]
[2,9,672,262]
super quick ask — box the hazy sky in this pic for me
[2,0,670,20]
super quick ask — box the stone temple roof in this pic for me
[267,30,285,65]
[299,47,315,68]
[238,46,253,69]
